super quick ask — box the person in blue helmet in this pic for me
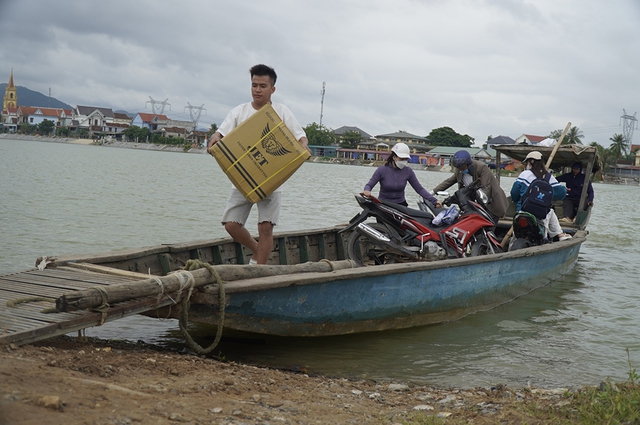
[432,150,508,223]
[363,142,441,207]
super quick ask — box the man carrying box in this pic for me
[207,64,310,265]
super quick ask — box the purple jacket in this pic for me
[364,164,437,205]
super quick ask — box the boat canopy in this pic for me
[492,144,601,172]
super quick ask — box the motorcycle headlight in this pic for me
[476,189,489,204]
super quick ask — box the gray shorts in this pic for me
[221,188,281,226]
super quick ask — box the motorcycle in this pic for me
[340,180,503,266]
[509,211,547,250]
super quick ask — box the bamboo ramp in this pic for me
[0,259,358,346]
[0,265,174,346]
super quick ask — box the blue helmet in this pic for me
[452,150,472,168]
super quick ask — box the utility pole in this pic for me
[621,109,638,146]
[184,103,207,131]
[146,97,171,114]
[319,82,326,127]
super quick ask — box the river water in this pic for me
[1,137,639,389]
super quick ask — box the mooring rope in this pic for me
[175,259,226,355]
[6,297,58,314]
[91,286,110,325]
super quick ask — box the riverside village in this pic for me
[2,69,639,183]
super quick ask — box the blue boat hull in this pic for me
[187,232,584,336]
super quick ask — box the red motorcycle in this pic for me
[341,179,502,266]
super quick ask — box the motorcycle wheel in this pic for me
[508,237,533,251]
[346,223,401,267]
[470,232,503,256]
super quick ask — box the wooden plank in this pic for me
[3,306,79,324]
[318,233,328,260]
[64,262,154,279]
[2,270,139,289]
[235,243,247,264]
[158,253,174,275]
[0,311,53,331]
[51,244,170,267]
[0,285,84,299]
[0,295,180,346]
[277,237,289,265]
[300,236,309,263]
[212,245,223,264]
[336,232,346,260]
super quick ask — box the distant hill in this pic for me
[0,84,73,110]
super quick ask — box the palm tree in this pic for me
[590,141,610,175]
[563,126,584,145]
[548,126,583,145]
[608,133,628,162]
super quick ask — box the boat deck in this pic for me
[0,265,171,346]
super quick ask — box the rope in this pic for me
[175,259,226,355]
[6,297,58,313]
[90,286,110,325]
[152,275,174,319]
[319,258,335,271]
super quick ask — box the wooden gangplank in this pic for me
[0,265,174,346]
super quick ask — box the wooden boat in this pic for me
[34,225,584,338]
[0,144,598,343]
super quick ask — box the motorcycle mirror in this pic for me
[476,189,489,204]
[436,191,449,196]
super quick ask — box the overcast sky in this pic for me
[1,0,638,146]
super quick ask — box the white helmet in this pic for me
[391,143,411,159]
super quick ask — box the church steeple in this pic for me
[3,69,17,111]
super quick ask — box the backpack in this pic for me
[520,172,553,220]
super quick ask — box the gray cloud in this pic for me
[1,0,638,145]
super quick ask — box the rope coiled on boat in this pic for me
[175,259,226,355]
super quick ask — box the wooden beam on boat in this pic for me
[64,262,154,279]
[56,260,357,312]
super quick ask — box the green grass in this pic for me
[563,349,640,424]
[396,349,640,425]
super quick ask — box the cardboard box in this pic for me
[210,104,310,203]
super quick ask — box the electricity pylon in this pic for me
[621,109,638,145]
[146,97,171,114]
[185,103,207,131]
[319,82,326,126]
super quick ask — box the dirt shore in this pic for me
[0,336,574,425]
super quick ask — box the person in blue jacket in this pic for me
[510,151,570,240]
[556,161,594,222]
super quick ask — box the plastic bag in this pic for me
[433,205,459,226]
[441,205,460,225]
[425,241,447,260]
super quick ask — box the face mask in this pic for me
[461,168,469,174]
[526,164,532,170]
[396,160,408,169]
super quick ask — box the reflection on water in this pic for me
[1,138,639,388]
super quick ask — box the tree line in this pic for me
[15,118,636,172]
[301,122,636,173]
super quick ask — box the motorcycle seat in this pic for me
[380,199,436,219]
